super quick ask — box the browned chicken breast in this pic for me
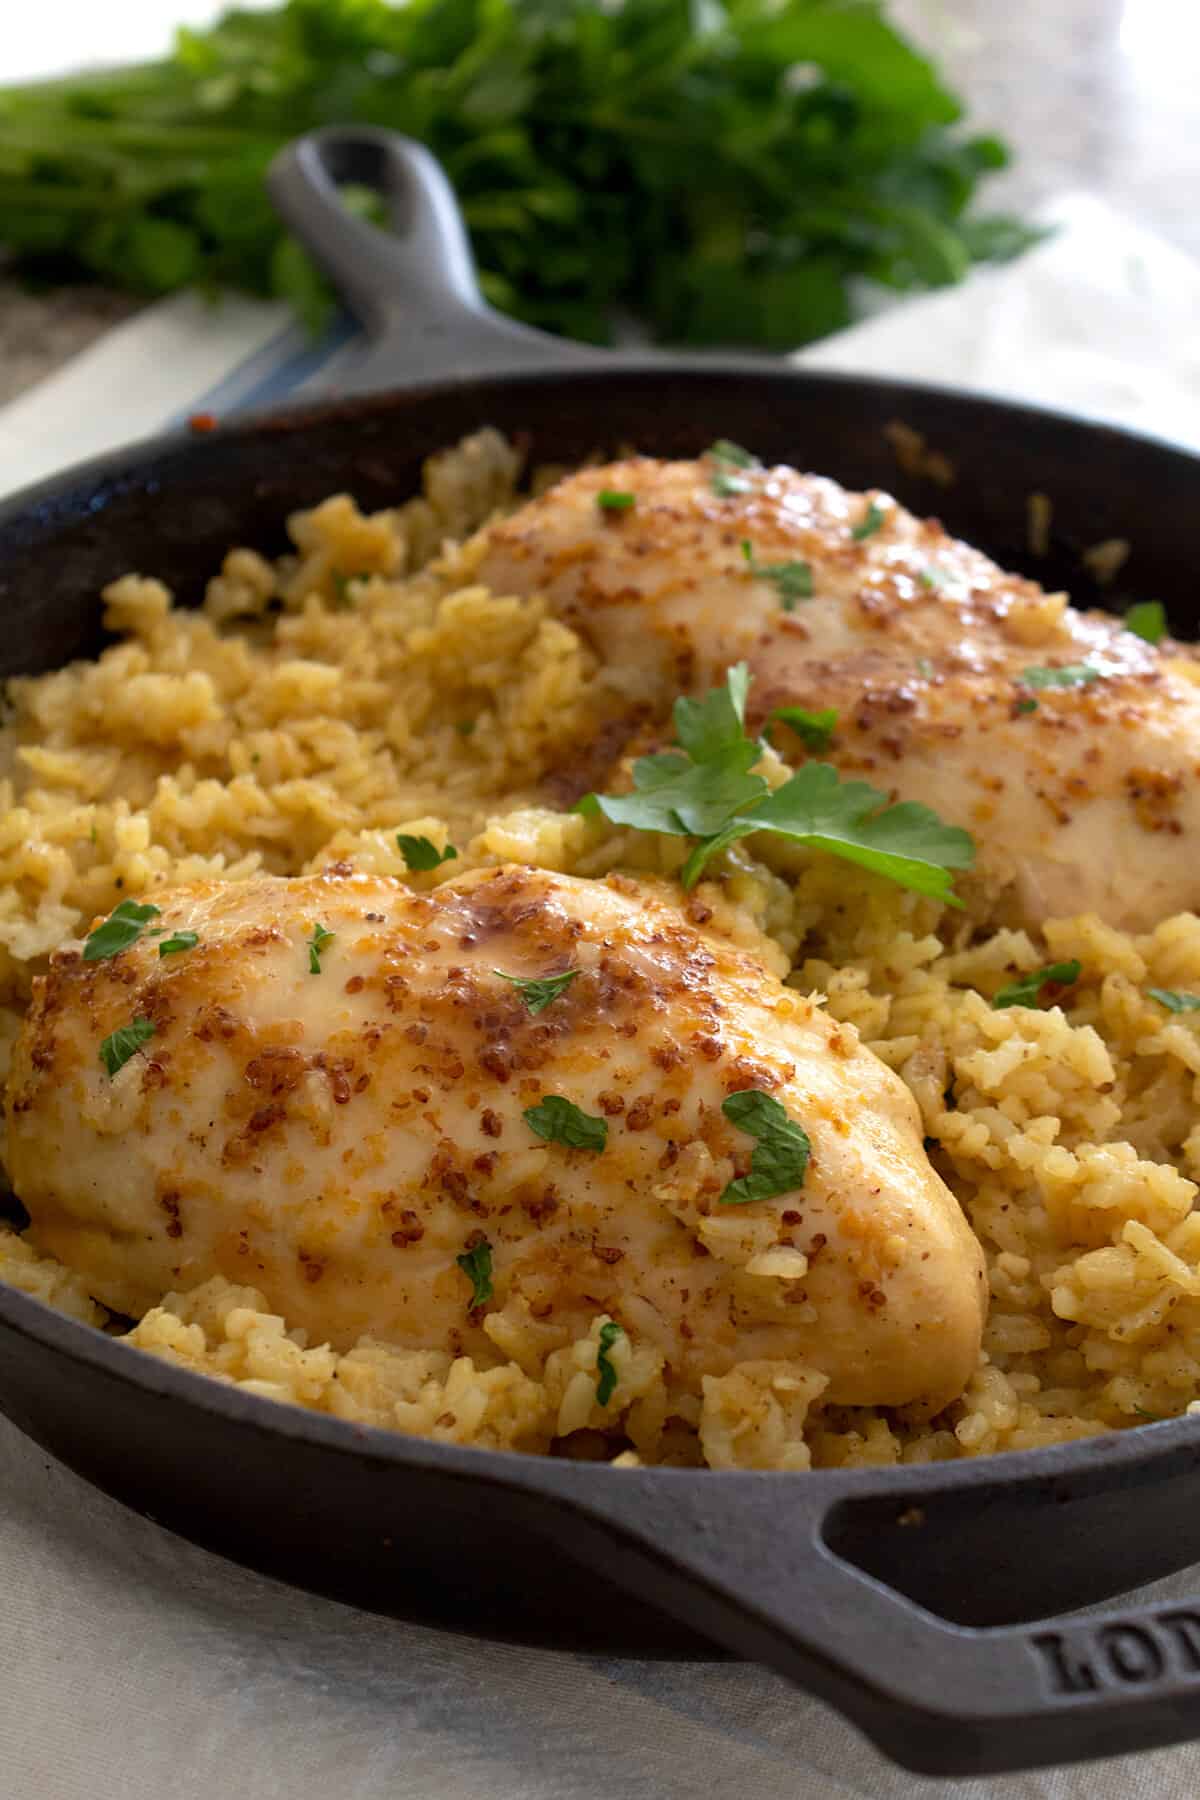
[476,455,1200,929]
[6,863,985,1413]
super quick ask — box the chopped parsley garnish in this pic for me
[595,1320,623,1406]
[918,566,947,589]
[712,471,750,498]
[1147,988,1200,1013]
[579,665,973,905]
[707,439,759,498]
[720,1089,811,1205]
[851,500,887,541]
[768,706,838,753]
[331,571,363,608]
[494,967,580,1015]
[523,1095,608,1153]
[708,439,757,468]
[396,834,458,871]
[1015,697,1038,715]
[99,1017,156,1078]
[456,719,476,737]
[992,960,1082,1010]
[596,489,636,512]
[158,931,199,957]
[1124,600,1166,645]
[740,540,813,610]
[306,922,334,974]
[456,1238,494,1309]
[82,898,160,962]
[1019,664,1100,691]
[916,657,935,679]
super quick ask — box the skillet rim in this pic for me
[0,354,1198,538]
[2,356,1200,1503]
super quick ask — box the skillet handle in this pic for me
[508,1460,1200,1777]
[266,126,605,394]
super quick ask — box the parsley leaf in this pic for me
[708,440,758,469]
[707,439,759,498]
[595,1320,623,1407]
[993,960,1082,1009]
[740,540,814,610]
[83,898,160,962]
[583,746,764,842]
[1019,664,1100,691]
[581,666,973,904]
[1015,697,1038,715]
[307,922,334,974]
[720,1090,811,1205]
[456,1238,494,1310]
[494,967,580,1015]
[524,1095,607,1153]
[673,661,751,761]
[1124,601,1166,645]
[99,1017,156,1078]
[768,706,838,753]
[712,471,750,498]
[158,931,199,957]
[1147,988,1200,1013]
[685,763,975,902]
[596,490,636,512]
[397,834,458,871]
[331,571,365,608]
[851,500,887,541]
[919,566,947,589]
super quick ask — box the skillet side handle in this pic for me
[266,127,604,393]
[509,1463,1200,1778]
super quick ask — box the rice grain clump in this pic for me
[4,429,1200,1470]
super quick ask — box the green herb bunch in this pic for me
[0,0,1034,347]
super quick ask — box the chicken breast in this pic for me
[6,863,985,1413]
[475,455,1200,929]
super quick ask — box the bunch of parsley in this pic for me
[0,0,1033,348]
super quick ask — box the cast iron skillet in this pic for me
[3,128,1200,1779]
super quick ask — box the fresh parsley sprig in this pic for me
[494,968,580,1015]
[83,899,160,962]
[992,960,1081,1009]
[740,539,813,610]
[579,665,974,904]
[720,1090,811,1205]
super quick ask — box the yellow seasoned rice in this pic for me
[4,427,1200,1471]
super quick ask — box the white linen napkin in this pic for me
[3,194,1200,1800]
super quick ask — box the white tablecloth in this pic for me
[4,191,1200,1797]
